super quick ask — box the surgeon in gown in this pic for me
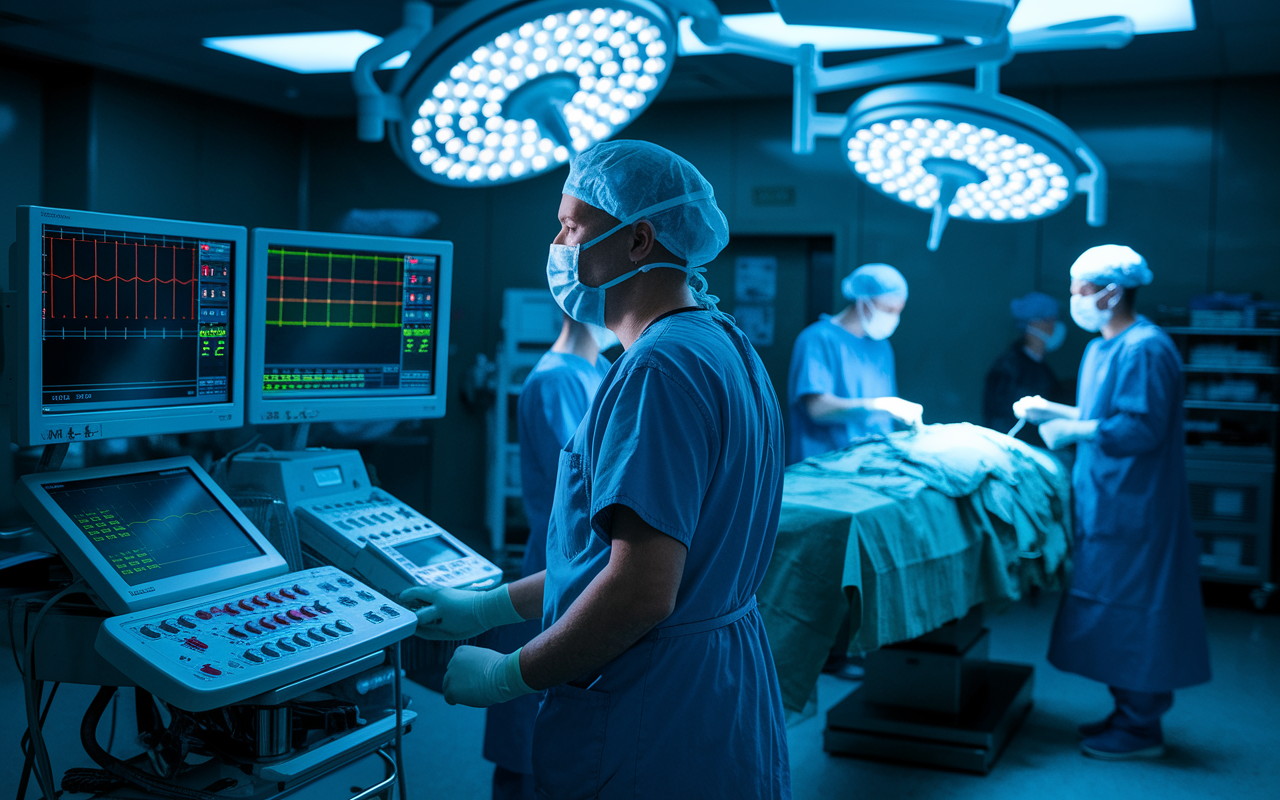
[983,291,1066,448]
[481,314,613,800]
[786,263,922,465]
[1016,245,1210,761]
[402,140,790,798]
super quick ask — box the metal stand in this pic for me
[823,608,1034,775]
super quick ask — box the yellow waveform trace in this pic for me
[126,508,219,527]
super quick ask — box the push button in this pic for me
[243,623,261,635]
[279,589,296,600]
[139,626,161,639]
[238,599,255,612]
[380,605,401,618]
[292,634,312,648]
[159,620,179,634]
[273,613,291,626]
[287,610,306,621]
[308,628,325,642]
[321,625,339,637]
[177,615,197,628]
[356,591,375,602]
[337,577,355,588]
[266,593,283,604]
[184,637,209,651]
[195,610,213,621]
[200,665,222,676]
[223,603,241,616]
[292,585,310,596]
[243,650,264,663]
[276,638,296,653]
[313,602,332,615]
[258,617,277,631]
[261,645,280,658]
[298,606,317,618]
[335,620,354,633]
[229,627,247,638]
[251,596,269,608]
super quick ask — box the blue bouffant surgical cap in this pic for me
[563,140,729,269]
[1070,244,1153,288]
[1010,291,1059,324]
[841,263,908,302]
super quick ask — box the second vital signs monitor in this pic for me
[247,229,452,424]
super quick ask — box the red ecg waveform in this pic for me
[44,236,198,321]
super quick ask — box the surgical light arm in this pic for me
[354,1,435,143]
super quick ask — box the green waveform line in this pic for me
[126,508,219,527]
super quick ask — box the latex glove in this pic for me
[399,583,523,640]
[1013,396,1081,424]
[1039,418,1099,450]
[443,645,535,708]
[872,397,924,427]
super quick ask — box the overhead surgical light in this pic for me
[358,0,676,186]
[844,83,1103,250]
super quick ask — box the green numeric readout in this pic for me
[403,327,432,355]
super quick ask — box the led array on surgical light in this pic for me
[847,118,1072,222]
[409,7,669,184]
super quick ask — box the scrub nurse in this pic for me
[403,140,791,798]
[481,314,614,800]
[983,291,1065,447]
[786,263,922,464]
[1014,244,1211,760]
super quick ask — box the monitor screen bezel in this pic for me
[16,456,288,615]
[9,206,248,447]
[247,228,453,425]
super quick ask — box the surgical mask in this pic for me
[1027,321,1066,352]
[1069,284,1119,333]
[858,300,900,341]
[586,323,620,351]
[546,191,713,327]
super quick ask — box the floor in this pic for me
[3,593,1278,799]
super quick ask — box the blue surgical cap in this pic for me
[1010,291,1059,324]
[563,140,729,269]
[841,263,908,302]
[1070,244,1152,288]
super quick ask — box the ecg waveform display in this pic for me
[44,228,198,323]
[39,224,235,410]
[266,247,403,329]
[261,245,438,397]
[44,468,264,587]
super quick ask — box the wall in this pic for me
[3,57,1278,543]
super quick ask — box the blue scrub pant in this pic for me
[492,765,535,800]
[1110,687,1174,736]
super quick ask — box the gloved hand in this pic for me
[873,397,924,427]
[443,645,536,708]
[1039,418,1099,450]
[1013,396,1081,424]
[399,583,524,640]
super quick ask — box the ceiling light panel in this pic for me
[1008,0,1195,36]
[398,2,675,186]
[204,31,407,74]
[678,13,940,56]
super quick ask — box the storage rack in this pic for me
[1163,326,1279,609]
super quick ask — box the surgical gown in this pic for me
[787,314,896,465]
[1047,317,1211,692]
[483,351,611,780]
[536,309,790,799]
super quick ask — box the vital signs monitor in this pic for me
[7,206,247,446]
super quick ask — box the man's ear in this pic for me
[628,220,657,263]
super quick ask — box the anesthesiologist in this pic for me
[1014,245,1210,761]
[786,263,922,465]
[403,140,790,798]
[983,291,1065,448]
[480,314,614,800]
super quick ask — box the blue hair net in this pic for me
[1010,291,1059,324]
[563,140,729,269]
[1069,244,1152,288]
[841,263,908,302]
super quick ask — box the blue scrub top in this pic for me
[1047,317,1211,692]
[483,349,610,779]
[535,309,791,799]
[786,314,897,465]
[518,350,611,576]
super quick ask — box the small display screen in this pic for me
[395,536,463,568]
[41,467,264,586]
[262,244,438,397]
[40,224,235,413]
[313,466,343,487]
